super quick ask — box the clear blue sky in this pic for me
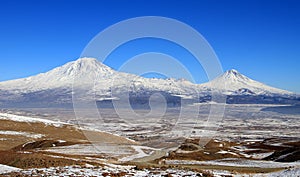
[0,0,299,93]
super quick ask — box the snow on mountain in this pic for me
[201,69,293,96]
[0,58,297,106]
[0,58,115,91]
[0,58,199,98]
[0,58,202,102]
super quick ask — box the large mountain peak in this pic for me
[38,58,115,81]
[74,58,107,68]
[76,57,98,63]
[0,58,116,91]
[69,58,114,75]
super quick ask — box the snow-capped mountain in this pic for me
[0,58,200,106]
[0,58,198,93]
[0,58,298,107]
[202,69,293,96]
[0,58,115,91]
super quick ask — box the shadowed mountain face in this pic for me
[0,58,299,107]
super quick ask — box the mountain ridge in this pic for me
[0,58,298,106]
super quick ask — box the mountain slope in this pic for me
[0,58,297,106]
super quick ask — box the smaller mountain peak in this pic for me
[226,69,239,74]
[223,69,243,78]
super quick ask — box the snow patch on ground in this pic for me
[119,146,159,162]
[0,112,66,127]
[43,143,133,157]
[14,164,203,177]
[0,130,44,138]
[166,159,300,168]
[0,164,20,174]
[212,167,300,177]
[216,150,238,156]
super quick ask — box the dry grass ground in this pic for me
[0,117,136,170]
[0,119,135,150]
